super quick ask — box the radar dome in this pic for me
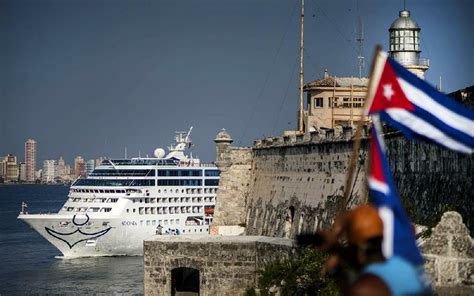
[154,148,165,158]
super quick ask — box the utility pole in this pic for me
[298,0,305,133]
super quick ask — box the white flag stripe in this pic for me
[386,109,472,153]
[378,206,394,259]
[398,78,474,137]
[368,177,390,195]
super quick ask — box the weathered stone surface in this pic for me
[241,134,473,239]
[422,212,473,259]
[424,256,438,285]
[421,212,473,291]
[438,259,458,285]
[458,261,474,286]
[144,235,295,296]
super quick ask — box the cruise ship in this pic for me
[18,128,219,258]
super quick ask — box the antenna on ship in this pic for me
[185,126,194,143]
[298,0,305,133]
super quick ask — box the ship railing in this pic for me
[178,162,216,167]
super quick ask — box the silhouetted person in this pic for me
[320,205,426,295]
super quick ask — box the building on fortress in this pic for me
[303,70,369,132]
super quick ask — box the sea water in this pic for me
[0,185,143,295]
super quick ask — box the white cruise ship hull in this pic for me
[17,128,219,258]
[18,214,146,257]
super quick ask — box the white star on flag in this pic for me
[383,84,394,101]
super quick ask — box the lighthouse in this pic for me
[388,9,429,79]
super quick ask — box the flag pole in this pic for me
[340,45,383,212]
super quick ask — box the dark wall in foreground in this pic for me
[386,134,473,231]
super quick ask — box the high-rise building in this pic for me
[25,139,37,182]
[19,162,27,182]
[86,159,95,176]
[0,158,6,180]
[56,156,66,180]
[65,164,71,176]
[42,160,56,183]
[5,154,19,182]
[74,156,86,177]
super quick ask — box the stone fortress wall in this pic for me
[213,128,473,239]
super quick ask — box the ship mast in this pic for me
[298,0,305,133]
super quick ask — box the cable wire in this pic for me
[237,0,299,146]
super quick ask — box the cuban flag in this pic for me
[369,117,424,266]
[366,50,474,154]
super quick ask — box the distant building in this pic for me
[5,154,19,183]
[0,158,6,179]
[86,159,95,176]
[56,156,67,180]
[19,162,27,182]
[25,139,37,182]
[42,160,56,183]
[74,156,86,177]
[35,169,42,181]
[65,164,71,176]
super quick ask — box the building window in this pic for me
[343,97,351,108]
[314,97,323,108]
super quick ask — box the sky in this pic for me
[1,0,472,164]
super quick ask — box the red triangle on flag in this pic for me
[369,60,415,113]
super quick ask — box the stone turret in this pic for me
[211,128,253,236]
[214,128,233,168]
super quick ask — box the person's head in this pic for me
[346,205,385,268]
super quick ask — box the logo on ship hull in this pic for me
[45,214,112,249]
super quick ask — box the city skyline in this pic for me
[1,0,473,162]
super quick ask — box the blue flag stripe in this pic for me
[413,105,474,147]
[388,58,474,120]
[379,112,472,153]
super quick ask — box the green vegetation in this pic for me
[245,247,340,296]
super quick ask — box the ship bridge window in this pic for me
[205,179,219,186]
[90,169,156,177]
[107,198,118,203]
[157,179,202,186]
[88,207,100,212]
[100,208,112,213]
[204,170,220,177]
[158,170,202,177]
[73,179,155,187]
